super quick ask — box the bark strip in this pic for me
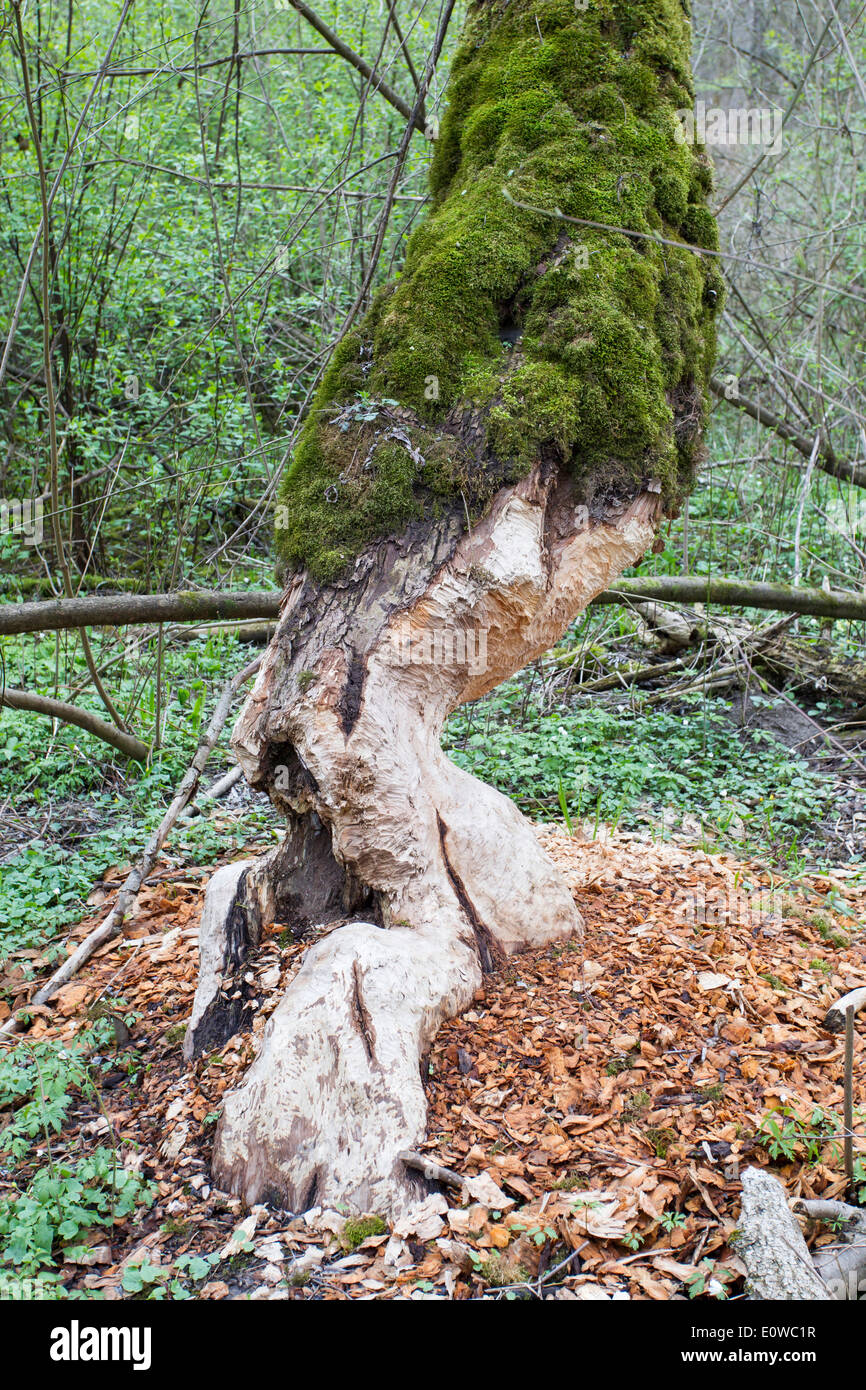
[436,812,502,975]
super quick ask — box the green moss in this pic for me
[341,1215,387,1250]
[623,1087,652,1118]
[274,406,501,582]
[645,1126,676,1158]
[276,0,720,581]
[478,1252,531,1288]
[552,1170,588,1192]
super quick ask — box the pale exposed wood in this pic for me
[199,467,660,1214]
[214,919,480,1215]
[183,861,260,1063]
[736,1168,831,1300]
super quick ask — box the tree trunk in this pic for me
[186,0,720,1216]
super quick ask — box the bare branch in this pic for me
[0,589,281,636]
[5,572,866,639]
[1,655,262,1036]
[709,377,866,487]
[0,687,147,761]
[288,0,423,130]
[714,13,835,215]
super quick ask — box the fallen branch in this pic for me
[0,588,281,636]
[570,654,689,694]
[596,576,866,622]
[4,575,866,639]
[0,654,261,1038]
[735,1167,831,1300]
[398,1149,466,1192]
[170,620,277,646]
[0,687,148,760]
[643,660,743,705]
[796,1198,864,1222]
[198,762,245,803]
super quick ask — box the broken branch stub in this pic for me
[823,986,866,1033]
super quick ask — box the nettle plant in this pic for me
[0,1149,154,1284]
[0,1032,106,1161]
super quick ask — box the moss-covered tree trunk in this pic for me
[185,0,720,1217]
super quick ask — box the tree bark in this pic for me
[736,1168,831,1300]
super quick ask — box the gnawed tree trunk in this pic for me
[186,0,721,1216]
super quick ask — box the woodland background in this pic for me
[0,0,865,1301]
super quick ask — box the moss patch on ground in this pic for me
[276,0,721,582]
[341,1215,387,1250]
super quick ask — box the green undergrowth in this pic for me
[443,681,832,863]
[276,0,722,582]
[758,1103,866,1202]
[0,1026,155,1293]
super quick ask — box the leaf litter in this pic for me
[2,825,864,1301]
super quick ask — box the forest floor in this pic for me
[3,823,864,1301]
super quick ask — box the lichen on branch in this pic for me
[276,0,721,583]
